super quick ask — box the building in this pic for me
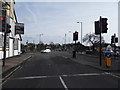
[118,1,120,46]
[0,0,23,59]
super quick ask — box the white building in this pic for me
[0,0,23,59]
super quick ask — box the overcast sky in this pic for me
[15,1,118,45]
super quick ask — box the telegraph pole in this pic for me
[64,33,66,50]
[77,22,82,44]
[99,16,102,66]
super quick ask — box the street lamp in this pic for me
[68,31,73,43]
[77,22,82,44]
[65,33,66,45]
[39,33,43,44]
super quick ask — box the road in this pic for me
[2,51,119,89]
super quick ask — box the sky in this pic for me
[14,1,118,46]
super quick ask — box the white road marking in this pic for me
[62,73,107,77]
[59,76,68,90]
[13,72,107,80]
[1,66,21,86]
[2,66,21,81]
[105,72,120,79]
[109,73,120,79]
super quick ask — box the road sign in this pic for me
[105,52,111,58]
[15,23,24,34]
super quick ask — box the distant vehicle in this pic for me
[114,50,120,56]
[41,49,51,53]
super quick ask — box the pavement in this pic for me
[56,51,120,72]
[73,52,120,72]
[1,53,32,77]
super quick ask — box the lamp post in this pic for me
[39,33,43,44]
[77,22,82,44]
[69,31,73,43]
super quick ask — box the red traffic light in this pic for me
[0,17,5,20]
[75,32,78,35]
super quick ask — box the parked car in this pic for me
[41,49,51,53]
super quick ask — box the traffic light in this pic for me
[111,35,115,43]
[0,16,6,32]
[95,21,100,34]
[101,18,108,33]
[73,31,78,41]
[6,23,11,33]
[73,33,76,41]
[0,10,6,32]
[75,31,78,40]
[115,37,118,43]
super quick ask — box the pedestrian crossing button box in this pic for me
[105,52,111,58]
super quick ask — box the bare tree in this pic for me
[83,33,104,50]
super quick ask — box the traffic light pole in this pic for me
[95,16,108,66]
[73,40,76,58]
[3,17,7,67]
[100,31,102,66]
[113,34,116,60]
[99,16,102,66]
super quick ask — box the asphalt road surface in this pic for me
[2,51,119,89]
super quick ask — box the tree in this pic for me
[83,33,104,50]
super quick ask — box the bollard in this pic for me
[105,52,111,68]
[73,51,76,58]
[105,57,111,67]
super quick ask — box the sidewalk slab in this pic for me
[68,52,120,72]
[2,53,32,76]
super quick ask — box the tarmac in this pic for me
[1,51,120,79]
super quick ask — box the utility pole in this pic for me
[65,33,66,44]
[39,34,43,44]
[64,33,66,50]
[77,22,82,44]
[81,22,82,44]
[99,16,102,66]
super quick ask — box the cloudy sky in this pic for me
[14,1,118,45]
